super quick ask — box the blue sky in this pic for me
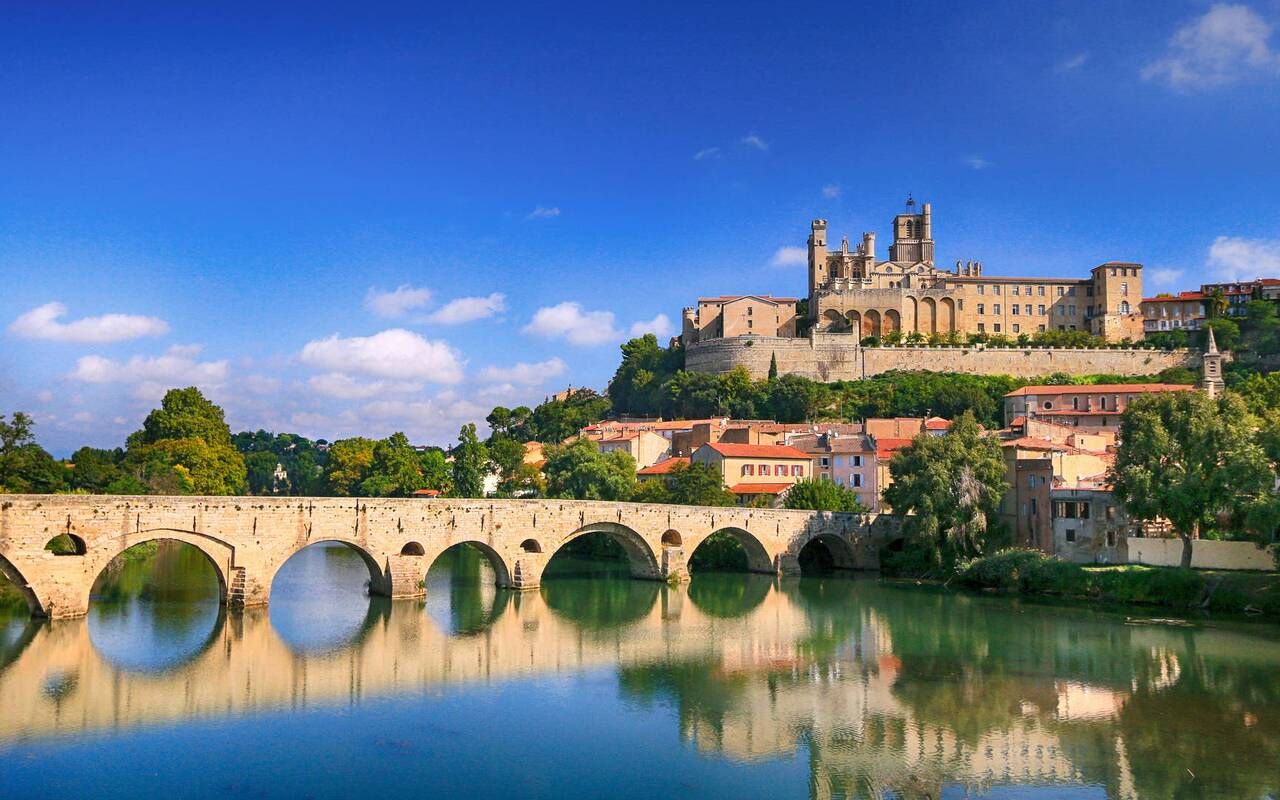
[2,1,1279,455]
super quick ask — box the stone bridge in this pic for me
[0,495,889,618]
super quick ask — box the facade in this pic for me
[691,442,812,504]
[1140,291,1205,333]
[576,427,671,469]
[872,438,914,513]
[1051,484,1129,564]
[791,432,877,510]
[1199,278,1280,316]
[1003,383,1196,432]
[682,200,1146,347]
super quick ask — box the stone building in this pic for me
[1141,291,1206,333]
[1003,383,1196,432]
[690,442,812,505]
[682,199,1146,346]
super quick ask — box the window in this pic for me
[978,323,986,332]
[1065,528,1076,543]
[1013,323,1021,333]
[819,457,829,468]
[1012,286,1020,296]
[1106,505,1117,521]
[1068,287,1077,296]
[852,474,862,487]
[1027,475,1037,488]
[978,303,985,314]
[1119,301,1131,314]
[993,285,1001,295]
[1030,498,1038,514]
[1072,396,1079,410]
[742,464,754,476]
[1079,502,1091,519]
[1120,283,1128,296]
[1038,286,1045,296]
[1038,304,1046,315]
[747,306,753,315]
[1038,324,1046,332]
[792,465,803,477]
[977,285,985,295]
[852,455,862,467]
[747,319,753,329]
[994,323,1002,332]
[994,303,1001,314]
[776,464,787,475]
[1012,304,1019,315]
[1025,304,1032,315]
[1057,287,1065,297]
[759,464,771,476]
[1069,305,1077,316]
[1106,531,1116,547]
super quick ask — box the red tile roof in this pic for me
[1004,383,1195,398]
[636,456,689,476]
[875,438,915,460]
[924,416,951,430]
[701,442,812,460]
[411,488,441,497]
[1142,291,1205,303]
[728,482,794,495]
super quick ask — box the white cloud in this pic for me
[526,206,561,220]
[36,389,54,404]
[522,302,622,346]
[693,146,721,160]
[629,313,675,339]
[8,301,169,343]
[308,372,424,400]
[966,156,991,170]
[771,246,807,267]
[1148,267,1186,288]
[240,374,282,395]
[421,292,506,325]
[299,328,464,383]
[478,357,567,386]
[822,184,842,199]
[742,133,768,151]
[1055,52,1090,73]
[1142,4,1280,89]
[67,345,230,400]
[71,411,94,424]
[1207,235,1280,281]
[363,285,432,318]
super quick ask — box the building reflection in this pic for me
[1,569,1278,799]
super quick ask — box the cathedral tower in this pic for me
[888,198,934,265]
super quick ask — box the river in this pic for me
[1,540,1278,799]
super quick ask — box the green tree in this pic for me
[883,411,1009,570]
[324,437,377,496]
[665,461,735,506]
[359,432,427,497]
[1110,391,1276,567]
[122,388,246,495]
[0,412,67,493]
[67,446,125,492]
[1203,318,1241,351]
[543,437,635,501]
[244,450,283,494]
[783,478,869,513]
[418,448,451,493]
[608,334,684,416]
[451,423,490,498]
[767,352,779,380]
[485,406,533,441]
[526,390,613,444]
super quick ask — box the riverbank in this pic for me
[949,549,1280,618]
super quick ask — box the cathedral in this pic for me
[682,200,1146,345]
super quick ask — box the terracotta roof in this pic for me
[1142,291,1205,303]
[728,482,794,495]
[637,456,689,476]
[924,416,951,430]
[875,438,914,460]
[411,489,441,497]
[700,442,812,460]
[1009,415,1028,427]
[1005,383,1195,398]
[697,295,800,304]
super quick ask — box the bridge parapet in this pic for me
[0,495,884,618]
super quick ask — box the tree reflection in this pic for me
[424,544,510,636]
[686,573,772,618]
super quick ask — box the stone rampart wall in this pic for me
[685,336,1200,381]
[1126,537,1277,571]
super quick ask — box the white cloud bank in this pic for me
[422,293,506,325]
[742,133,769,151]
[67,344,229,401]
[1207,236,1280,281]
[526,206,561,220]
[522,302,622,346]
[1142,4,1280,89]
[629,313,675,339]
[363,285,432,318]
[299,328,464,383]
[9,302,169,343]
[771,246,807,267]
[477,357,567,385]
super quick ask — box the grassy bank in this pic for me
[955,549,1280,618]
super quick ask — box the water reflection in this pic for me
[2,557,1279,799]
[87,541,225,673]
[269,541,389,653]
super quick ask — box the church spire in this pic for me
[1206,324,1219,354]
[1201,325,1224,399]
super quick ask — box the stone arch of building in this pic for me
[845,310,861,333]
[906,296,919,332]
[425,540,514,588]
[44,533,87,556]
[660,529,682,548]
[550,522,660,580]
[85,530,235,612]
[940,297,956,332]
[0,553,45,617]
[921,297,937,334]
[690,527,774,574]
[864,310,881,338]
[884,308,902,333]
[821,309,844,331]
[268,538,387,599]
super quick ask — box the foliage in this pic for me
[324,437,377,496]
[120,388,247,495]
[608,334,684,416]
[542,437,635,501]
[783,478,869,513]
[1203,317,1241,351]
[527,390,613,444]
[66,446,126,492]
[957,548,1085,594]
[0,411,67,493]
[450,423,490,498]
[883,411,1009,570]
[232,430,328,495]
[359,432,428,497]
[1109,391,1276,567]
[664,462,735,506]
[688,531,750,572]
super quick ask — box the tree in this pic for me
[360,432,426,497]
[0,412,66,493]
[608,334,683,416]
[1203,318,1240,352]
[451,424,489,498]
[1110,391,1275,567]
[418,448,451,493]
[325,437,377,496]
[883,411,1009,569]
[486,406,533,441]
[542,438,635,501]
[67,446,125,492]
[122,388,247,495]
[665,462,735,506]
[784,478,869,513]
[526,390,613,444]
[767,352,779,380]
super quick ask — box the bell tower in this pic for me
[1201,326,1225,399]
[808,219,829,300]
[888,197,934,265]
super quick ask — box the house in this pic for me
[575,426,671,470]
[1140,291,1205,333]
[1003,383,1196,432]
[1051,475,1130,564]
[636,456,689,482]
[691,442,812,505]
[791,432,877,510]
[872,438,915,512]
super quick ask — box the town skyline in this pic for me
[3,1,1279,454]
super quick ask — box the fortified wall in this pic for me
[684,335,1201,382]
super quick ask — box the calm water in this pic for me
[2,542,1279,800]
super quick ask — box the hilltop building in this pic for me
[683,199,1146,346]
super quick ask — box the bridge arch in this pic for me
[690,527,773,574]
[85,531,233,611]
[44,533,87,556]
[269,539,387,599]
[0,554,45,618]
[425,541,513,588]
[551,522,660,580]
[793,531,859,573]
[400,541,426,556]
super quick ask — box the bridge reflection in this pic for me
[2,572,1280,799]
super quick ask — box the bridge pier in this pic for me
[774,553,802,577]
[661,547,690,583]
[380,554,427,599]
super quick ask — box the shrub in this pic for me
[957,548,1086,595]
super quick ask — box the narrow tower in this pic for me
[808,219,829,309]
[1200,326,1225,399]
